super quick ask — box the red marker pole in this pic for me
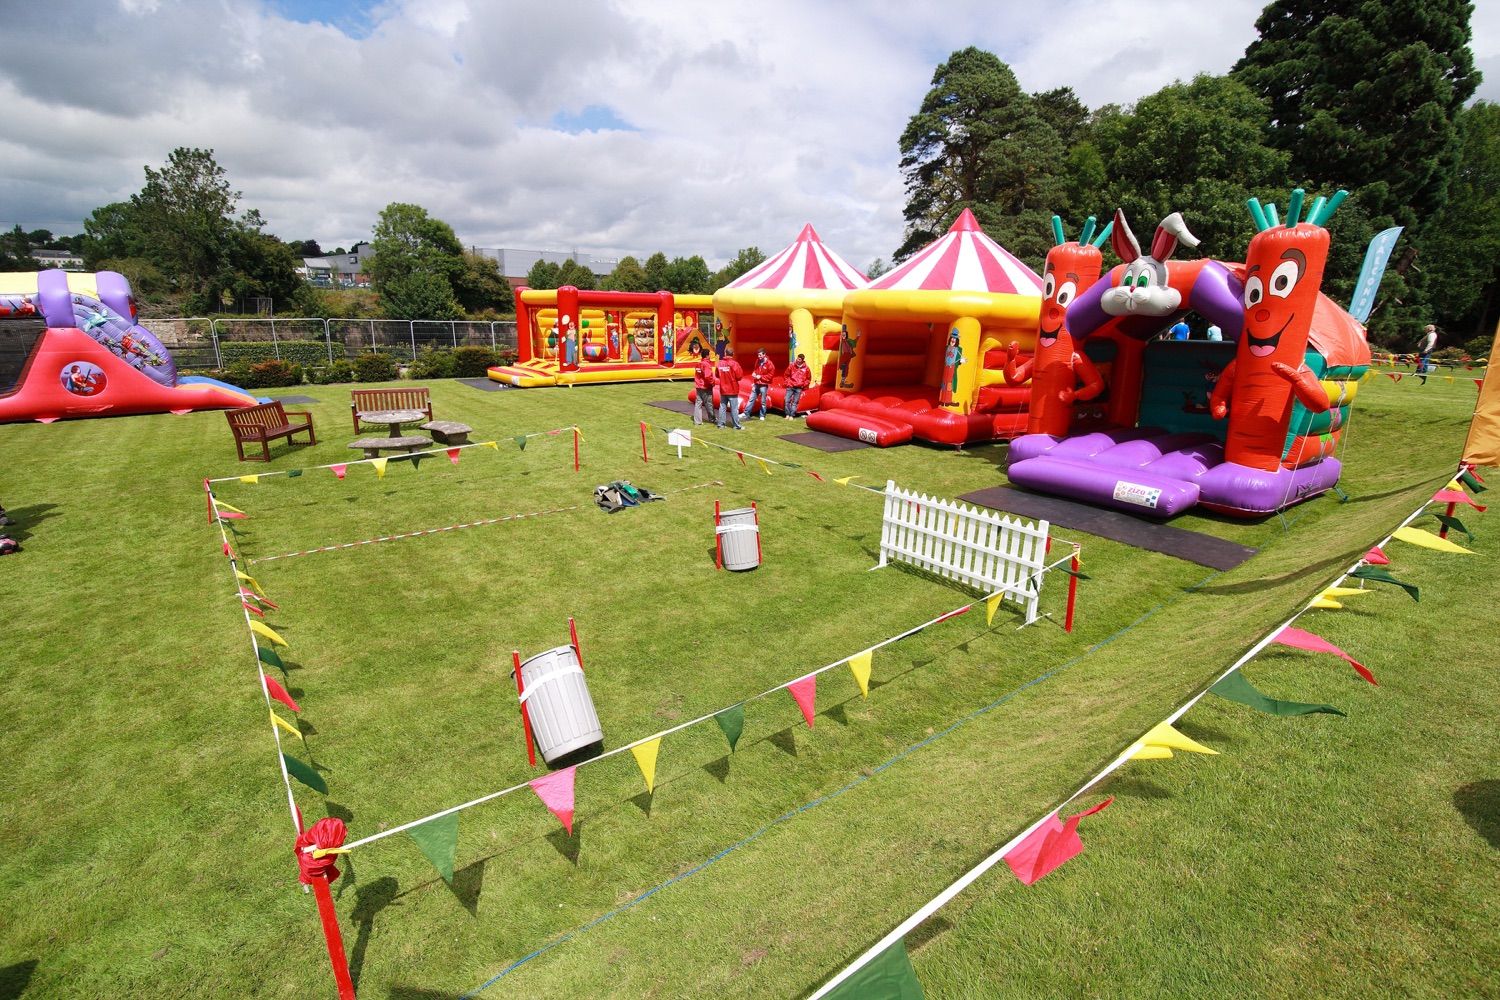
[513,650,536,767]
[640,421,650,463]
[1064,549,1080,634]
[714,500,723,571]
[572,428,581,472]
[752,501,762,565]
[569,616,583,671]
[311,875,356,999]
[204,479,213,524]
[1440,501,1457,539]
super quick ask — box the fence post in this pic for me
[450,321,457,348]
[323,320,333,364]
[409,322,417,360]
[490,322,496,351]
[211,319,223,369]
[270,317,280,360]
[367,319,375,356]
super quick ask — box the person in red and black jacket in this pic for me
[740,349,776,421]
[783,352,811,418]
[715,349,746,429]
[692,348,717,426]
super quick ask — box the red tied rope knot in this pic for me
[294,817,347,884]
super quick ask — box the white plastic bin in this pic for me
[717,506,761,571]
[517,644,603,765]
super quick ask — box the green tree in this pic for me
[665,255,712,294]
[80,201,151,269]
[601,255,651,292]
[712,246,766,287]
[643,251,671,291]
[1232,0,1479,229]
[0,225,38,270]
[866,258,889,279]
[1032,86,1091,148]
[896,47,1067,264]
[364,202,463,319]
[526,260,562,288]
[25,228,52,246]
[452,251,513,313]
[556,258,597,290]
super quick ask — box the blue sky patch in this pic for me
[269,0,383,38]
[550,105,638,134]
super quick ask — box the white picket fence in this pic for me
[876,480,1050,624]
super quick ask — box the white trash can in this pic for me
[517,644,603,765]
[716,506,761,571]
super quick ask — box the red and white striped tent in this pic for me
[726,223,868,292]
[871,209,1043,295]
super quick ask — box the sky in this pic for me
[2,0,1496,271]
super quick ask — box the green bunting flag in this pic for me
[1210,669,1345,718]
[514,435,528,451]
[1350,565,1420,601]
[1433,513,1472,541]
[408,454,424,471]
[825,939,925,1000]
[407,812,459,884]
[1459,469,1487,493]
[282,753,328,794]
[287,468,303,478]
[257,645,285,671]
[714,704,745,752]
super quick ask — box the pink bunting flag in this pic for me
[218,511,246,520]
[447,448,461,466]
[222,541,232,556]
[529,766,577,835]
[239,588,279,611]
[1275,626,1377,685]
[1385,372,1403,383]
[1363,546,1390,566]
[241,600,265,617]
[787,674,817,728]
[331,464,347,480]
[934,605,972,624]
[262,674,301,713]
[1004,797,1113,885]
[737,451,746,466]
[807,470,824,482]
[1432,489,1486,511]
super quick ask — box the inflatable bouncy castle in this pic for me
[0,270,257,424]
[1007,190,1371,519]
[807,210,1044,447]
[700,223,867,414]
[487,286,712,387]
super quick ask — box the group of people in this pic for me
[0,503,19,556]
[690,346,812,430]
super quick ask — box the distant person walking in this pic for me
[716,349,746,429]
[1169,319,1190,341]
[692,350,717,425]
[1416,324,1438,384]
[741,350,775,421]
[1205,324,1223,342]
[783,353,811,418]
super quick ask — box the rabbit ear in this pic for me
[1111,209,1140,262]
[1150,212,1200,261]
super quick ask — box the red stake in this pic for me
[1440,501,1457,539]
[569,616,583,671]
[1065,550,1080,633]
[640,421,650,463]
[714,500,723,571]
[204,479,213,524]
[752,501,762,566]
[573,427,581,472]
[513,650,537,768]
[310,875,356,999]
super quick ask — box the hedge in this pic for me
[218,340,329,367]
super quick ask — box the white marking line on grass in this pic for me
[809,479,1450,999]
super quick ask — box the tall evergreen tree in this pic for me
[1416,102,1500,348]
[1232,0,1479,228]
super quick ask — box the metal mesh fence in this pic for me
[150,318,522,368]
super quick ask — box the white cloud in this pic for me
[0,0,1484,270]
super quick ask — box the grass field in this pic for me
[0,373,1494,999]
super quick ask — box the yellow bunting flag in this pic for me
[985,593,1004,626]
[1141,722,1218,756]
[847,650,873,698]
[238,475,260,485]
[757,459,773,476]
[1320,586,1371,598]
[216,502,246,515]
[630,738,661,793]
[1445,375,1454,383]
[270,711,301,738]
[572,426,585,441]
[1131,744,1174,760]
[1308,596,1343,609]
[235,570,267,598]
[310,846,351,859]
[481,440,498,450]
[833,475,859,487]
[1446,479,1464,492]
[371,457,388,479]
[1392,525,1476,554]
[249,620,289,647]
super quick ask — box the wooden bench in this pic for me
[226,401,316,462]
[351,387,432,432]
[421,420,472,445]
[348,436,430,459]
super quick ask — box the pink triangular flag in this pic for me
[239,588,279,611]
[1275,626,1377,685]
[447,448,461,466]
[1385,372,1402,383]
[331,464,347,480]
[1363,546,1390,565]
[529,766,577,834]
[1476,378,1485,390]
[218,511,246,520]
[787,674,817,728]
[1004,798,1112,885]
[241,600,265,617]
[1433,489,1486,511]
[262,673,301,713]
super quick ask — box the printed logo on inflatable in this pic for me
[1111,480,1161,508]
[858,428,879,444]
[60,361,107,397]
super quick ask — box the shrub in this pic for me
[452,345,499,378]
[408,348,457,380]
[221,361,255,389]
[352,352,398,382]
[249,360,303,388]
[218,340,329,367]
[310,360,354,385]
[495,346,519,366]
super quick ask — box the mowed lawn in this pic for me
[0,373,1492,998]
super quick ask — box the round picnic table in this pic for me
[357,408,427,437]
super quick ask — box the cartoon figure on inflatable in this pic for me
[1007,189,1370,519]
[0,269,257,424]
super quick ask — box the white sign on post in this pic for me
[667,428,692,457]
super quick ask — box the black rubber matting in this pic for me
[779,430,872,453]
[457,378,512,391]
[264,394,318,404]
[958,485,1259,571]
[647,399,696,416]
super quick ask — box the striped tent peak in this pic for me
[871,209,1044,295]
[725,223,869,292]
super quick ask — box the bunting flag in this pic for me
[1137,721,1218,757]
[482,440,498,450]
[824,939,925,1000]
[249,620,289,647]
[1004,798,1113,885]
[408,813,459,884]
[1350,565,1420,601]
[1459,469,1487,493]
[714,704,745,752]
[1363,546,1390,565]
[257,645,285,670]
[1385,372,1402,382]
[216,502,247,515]
[218,511,247,520]
[1433,488,1486,511]
[1209,669,1345,717]
[571,426,584,441]
[514,435,527,451]
[1392,525,1475,554]
[787,674,817,728]
[985,593,1003,626]
[240,588,279,611]
[235,570,267,597]
[332,464,348,480]
[408,454,424,471]
[271,711,302,738]
[529,766,577,835]
[282,753,328,794]
[263,673,300,712]
[1275,626,1377,685]
[371,457,388,479]
[847,650,873,698]
[807,470,824,482]
[834,475,859,487]
[287,469,303,478]
[447,448,462,466]
[1308,596,1343,609]
[758,459,773,476]
[1130,744,1174,760]
[241,600,266,618]
[630,739,661,793]
[239,475,260,485]
[1321,586,1371,598]
[1433,513,1472,540]
[737,451,746,466]
[222,542,234,557]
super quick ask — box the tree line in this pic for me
[896,0,1494,352]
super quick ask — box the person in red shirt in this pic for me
[715,349,746,429]
[693,347,717,426]
[783,352,812,418]
[740,349,777,421]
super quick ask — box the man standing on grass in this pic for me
[1416,324,1438,384]
[693,349,716,426]
[783,353,811,418]
[741,349,776,421]
[716,349,746,430]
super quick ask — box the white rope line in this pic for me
[809,474,1452,999]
